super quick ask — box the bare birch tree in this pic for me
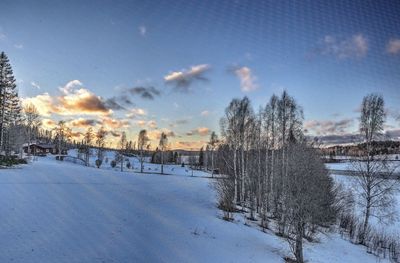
[23,103,41,157]
[138,129,149,173]
[353,93,398,244]
[159,132,168,174]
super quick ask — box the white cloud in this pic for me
[318,34,368,59]
[139,25,147,36]
[234,66,258,92]
[126,108,147,118]
[31,81,41,90]
[14,43,23,49]
[135,120,157,129]
[59,79,83,94]
[200,110,210,116]
[387,38,400,55]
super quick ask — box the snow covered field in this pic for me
[331,173,400,236]
[0,156,386,263]
[326,161,400,173]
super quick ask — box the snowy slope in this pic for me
[0,157,385,263]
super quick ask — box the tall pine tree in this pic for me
[0,52,21,156]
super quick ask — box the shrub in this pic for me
[95,159,102,168]
[126,161,131,169]
[110,160,117,168]
[0,157,27,166]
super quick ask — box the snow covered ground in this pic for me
[0,156,386,262]
[326,161,400,173]
[65,149,210,177]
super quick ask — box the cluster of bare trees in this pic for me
[214,92,337,262]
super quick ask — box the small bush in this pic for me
[95,159,102,168]
[0,157,27,166]
[110,160,117,168]
[126,161,131,169]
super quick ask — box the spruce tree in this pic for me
[0,52,21,156]
[198,146,204,168]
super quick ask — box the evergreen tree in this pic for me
[198,146,204,168]
[0,52,21,156]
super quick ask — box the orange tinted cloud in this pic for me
[173,140,206,150]
[186,127,210,136]
[22,80,112,116]
[101,117,130,129]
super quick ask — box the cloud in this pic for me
[22,93,54,116]
[69,118,99,128]
[125,108,146,118]
[304,118,354,136]
[59,80,83,94]
[139,25,147,36]
[14,43,23,49]
[101,117,130,129]
[173,141,206,150]
[23,80,112,116]
[57,88,110,115]
[384,129,400,140]
[231,66,258,92]
[148,128,175,140]
[128,86,160,100]
[200,110,210,116]
[315,34,368,59]
[311,133,363,145]
[41,118,56,129]
[148,120,157,129]
[105,96,134,111]
[136,120,157,129]
[186,127,210,136]
[30,81,41,90]
[0,31,6,41]
[164,64,210,91]
[168,118,191,128]
[387,38,400,55]
[312,129,400,146]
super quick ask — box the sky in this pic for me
[0,0,400,149]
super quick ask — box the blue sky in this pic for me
[1,0,399,148]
